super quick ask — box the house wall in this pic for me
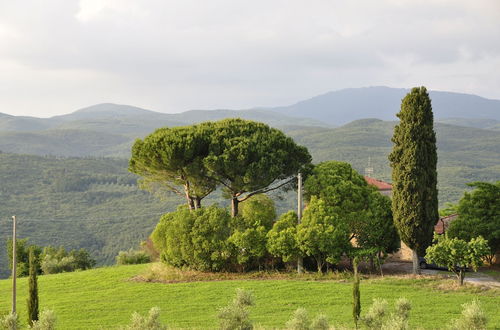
[388,241,412,261]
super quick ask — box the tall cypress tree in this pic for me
[389,86,438,274]
[27,247,39,326]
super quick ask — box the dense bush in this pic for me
[6,239,42,277]
[152,205,232,271]
[40,246,95,275]
[116,249,151,265]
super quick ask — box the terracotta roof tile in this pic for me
[364,176,392,190]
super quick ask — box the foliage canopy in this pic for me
[130,119,312,216]
[425,234,490,285]
[447,181,500,264]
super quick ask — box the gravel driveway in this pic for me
[381,261,500,287]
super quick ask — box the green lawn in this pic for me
[0,264,499,329]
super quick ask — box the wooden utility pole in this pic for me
[297,173,304,274]
[12,215,17,314]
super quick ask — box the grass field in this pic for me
[0,263,499,329]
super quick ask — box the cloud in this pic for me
[0,0,499,116]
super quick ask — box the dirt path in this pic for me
[381,261,500,287]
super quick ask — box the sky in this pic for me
[1,0,500,117]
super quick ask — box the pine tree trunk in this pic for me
[412,249,421,275]
[231,197,239,217]
[184,184,195,210]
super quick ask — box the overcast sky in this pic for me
[1,0,499,117]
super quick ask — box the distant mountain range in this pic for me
[0,86,498,158]
[1,87,500,133]
[267,86,500,125]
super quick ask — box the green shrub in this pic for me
[153,205,233,271]
[449,300,487,330]
[30,310,56,330]
[39,246,95,275]
[41,255,76,274]
[217,289,254,330]
[116,249,151,265]
[120,307,167,330]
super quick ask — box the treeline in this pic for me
[7,239,95,276]
[151,161,400,273]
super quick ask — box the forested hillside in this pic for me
[0,155,169,278]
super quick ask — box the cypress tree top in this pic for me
[389,86,439,255]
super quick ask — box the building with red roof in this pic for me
[364,176,392,196]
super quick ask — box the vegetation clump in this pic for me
[30,310,57,330]
[40,247,95,275]
[1,312,19,330]
[120,307,167,330]
[361,298,411,330]
[217,289,254,330]
[116,249,151,265]
[285,308,330,330]
[449,300,487,330]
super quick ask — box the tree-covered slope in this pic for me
[0,154,172,278]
